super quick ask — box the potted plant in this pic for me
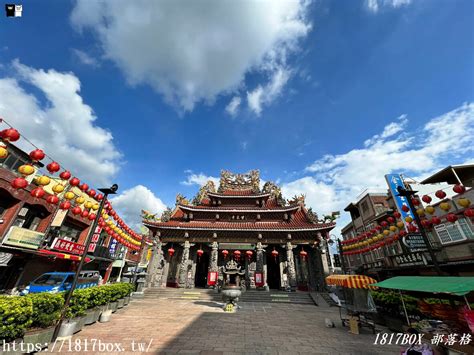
[124,283,134,305]
[57,289,87,336]
[0,296,33,353]
[23,293,63,348]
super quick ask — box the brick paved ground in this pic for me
[50,297,404,355]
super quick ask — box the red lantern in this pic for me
[46,195,59,205]
[464,208,474,218]
[69,177,80,186]
[246,250,253,260]
[407,224,418,233]
[81,210,89,218]
[300,249,308,260]
[168,247,175,257]
[393,211,401,219]
[58,170,71,180]
[233,250,241,260]
[399,230,407,237]
[387,217,395,224]
[271,249,279,261]
[29,149,45,162]
[88,189,96,198]
[88,213,96,221]
[197,249,204,260]
[46,162,61,174]
[222,249,229,258]
[59,201,71,210]
[380,221,388,227]
[411,198,420,206]
[431,216,442,225]
[453,184,466,194]
[80,183,89,192]
[422,195,432,204]
[1,128,20,142]
[31,187,45,198]
[446,213,458,223]
[435,190,446,199]
[72,206,82,215]
[421,219,431,228]
[11,177,28,189]
[96,193,103,201]
[401,205,410,212]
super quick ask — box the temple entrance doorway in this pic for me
[266,250,281,289]
[194,251,209,288]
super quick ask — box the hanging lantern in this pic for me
[422,195,432,204]
[29,149,45,162]
[246,250,253,260]
[75,196,85,205]
[383,229,390,236]
[72,206,82,215]
[405,216,413,223]
[396,221,404,229]
[92,203,99,211]
[81,210,89,218]
[52,184,65,194]
[425,206,435,214]
[84,201,93,209]
[222,249,229,258]
[389,225,397,232]
[1,128,20,142]
[59,170,72,180]
[96,193,103,201]
[233,250,241,260]
[35,175,51,186]
[457,198,471,208]
[31,187,45,198]
[435,190,446,199]
[401,205,410,212]
[439,202,451,212]
[46,195,59,205]
[64,191,75,200]
[380,221,388,228]
[387,217,395,224]
[299,249,308,260]
[421,219,431,228]
[18,164,35,176]
[80,183,89,192]
[411,198,420,206]
[0,145,8,159]
[46,162,60,174]
[168,247,175,257]
[464,208,474,218]
[271,248,279,261]
[446,213,458,223]
[393,211,401,219]
[416,208,425,217]
[59,201,71,210]
[431,216,441,225]
[69,177,80,186]
[197,248,204,260]
[407,224,418,233]
[88,189,96,198]
[11,177,28,189]
[88,213,96,221]
[453,184,466,194]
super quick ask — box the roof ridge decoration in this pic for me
[192,180,216,205]
[218,169,260,193]
[176,193,190,206]
[262,181,286,206]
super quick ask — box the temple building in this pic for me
[143,170,336,291]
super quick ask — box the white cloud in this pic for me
[366,0,412,13]
[181,171,219,187]
[247,67,291,116]
[110,185,167,229]
[0,60,121,186]
[225,96,241,117]
[71,48,100,67]
[283,103,474,234]
[71,0,311,114]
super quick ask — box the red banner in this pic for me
[52,238,85,255]
[207,271,218,286]
[255,272,264,287]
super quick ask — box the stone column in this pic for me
[209,241,219,272]
[178,240,191,288]
[146,240,166,288]
[286,241,297,289]
[256,241,267,289]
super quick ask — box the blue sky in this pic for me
[0,0,473,231]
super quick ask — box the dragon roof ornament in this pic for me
[218,170,260,193]
[192,180,216,205]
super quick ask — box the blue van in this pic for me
[22,271,100,295]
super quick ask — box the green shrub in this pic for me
[64,289,88,319]
[26,293,63,328]
[0,296,33,341]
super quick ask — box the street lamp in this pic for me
[52,184,118,341]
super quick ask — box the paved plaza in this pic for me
[51,296,403,355]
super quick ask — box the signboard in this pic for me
[402,233,427,251]
[219,243,254,250]
[207,271,218,286]
[393,251,428,267]
[2,226,44,250]
[108,238,118,258]
[255,272,264,287]
[88,226,102,254]
[385,174,415,227]
[52,238,85,255]
[50,209,68,227]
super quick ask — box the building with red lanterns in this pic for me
[143,170,336,291]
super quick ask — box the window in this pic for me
[12,204,48,231]
[374,203,387,215]
[434,218,474,244]
[59,223,83,242]
[360,201,369,214]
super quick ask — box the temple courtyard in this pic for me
[51,291,402,355]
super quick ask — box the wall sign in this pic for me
[2,226,44,250]
[52,238,85,255]
[402,233,427,252]
[393,251,428,267]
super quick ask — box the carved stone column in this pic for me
[178,240,191,288]
[209,241,219,272]
[256,242,264,273]
[286,241,297,289]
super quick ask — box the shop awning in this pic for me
[37,249,92,263]
[326,274,378,289]
[372,276,474,296]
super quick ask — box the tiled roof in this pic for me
[145,209,335,232]
[207,190,270,198]
[177,204,299,212]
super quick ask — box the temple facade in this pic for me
[143,170,336,291]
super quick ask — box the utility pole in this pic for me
[52,184,118,341]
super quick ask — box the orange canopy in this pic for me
[326,274,378,290]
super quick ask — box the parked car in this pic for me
[21,271,100,295]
